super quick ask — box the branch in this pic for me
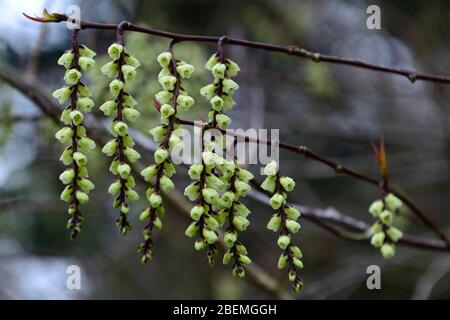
[177,118,450,246]
[23,12,450,84]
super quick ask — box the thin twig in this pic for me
[23,12,450,84]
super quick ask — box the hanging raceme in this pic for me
[262,160,304,293]
[368,193,404,259]
[53,30,96,239]
[100,35,142,235]
[138,46,195,264]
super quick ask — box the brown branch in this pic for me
[23,12,450,85]
[177,118,450,246]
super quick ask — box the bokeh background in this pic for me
[0,0,449,299]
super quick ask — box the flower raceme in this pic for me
[100,42,141,235]
[261,160,304,293]
[53,41,96,239]
[138,50,196,264]
[368,193,404,259]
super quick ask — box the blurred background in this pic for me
[0,0,449,299]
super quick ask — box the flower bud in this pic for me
[184,182,200,201]
[79,178,95,193]
[285,206,301,220]
[290,245,303,258]
[233,215,250,232]
[59,148,73,165]
[188,164,204,180]
[223,95,236,111]
[124,147,141,163]
[236,168,254,183]
[154,148,169,164]
[212,63,226,79]
[202,151,217,167]
[215,113,231,129]
[264,160,278,176]
[369,199,384,217]
[122,65,137,82]
[260,176,276,193]
[370,232,385,248]
[286,219,301,234]
[149,192,162,208]
[280,176,295,192]
[155,90,172,104]
[69,110,84,125]
[77,83,91,97]
[380,210,393,225]
[79,45,96,58]
[141,165,158,181]
[194,239,207,251]
[176,63,195,79]
[288,270,297,282]
[293,258,304,269]
[223,251,233,265]
[384,193,402,212]
[277,234,291,249]
[226,59,241,77]
[99,100,117,116]
[159,75,177,91]
[78,56,95,71]
[205,215,219,230]
[176,95,195,111]
[205,53,219,70]
[123,94,137,107]
[210,95,223,111]
[101,61,118,78]
[107,43,123,59]
[277,253,288,269]
[160,104,175,119]
[269,193,285,210]
[190,205,204,221]
[160,175,175,192]
[239,255,252,266]
[221,191,235,208]
[52,87,72,104]
[109,79,124,96]
[57,50,74,69]
[114,121,128,137]
[149,125,166,142]
[267,214,281,232]
[76,191,89,204]
[234,180,250,196]
[153,217,162,230]
[386,227,403,242]
[108,180,122,195]
[117,163,131,179]
[224,231,237,247]
[64,68,81,85]
[55,126,73,144]
[206,174,224,190]
[203,229,218,244]
[200,84,216,100]
[78,137,96,152]
[59,169,75,184]
[202,187,220,204]
[60,186,72,202]
[123,107,140,122]
[380,243,395,259]
[125,55,141,67]
[234,202,250,217]
[157,52,172,67]
[73,151,87,167]
[222,78,239,94]
[101,139,118,157]
[77,97,95,112]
